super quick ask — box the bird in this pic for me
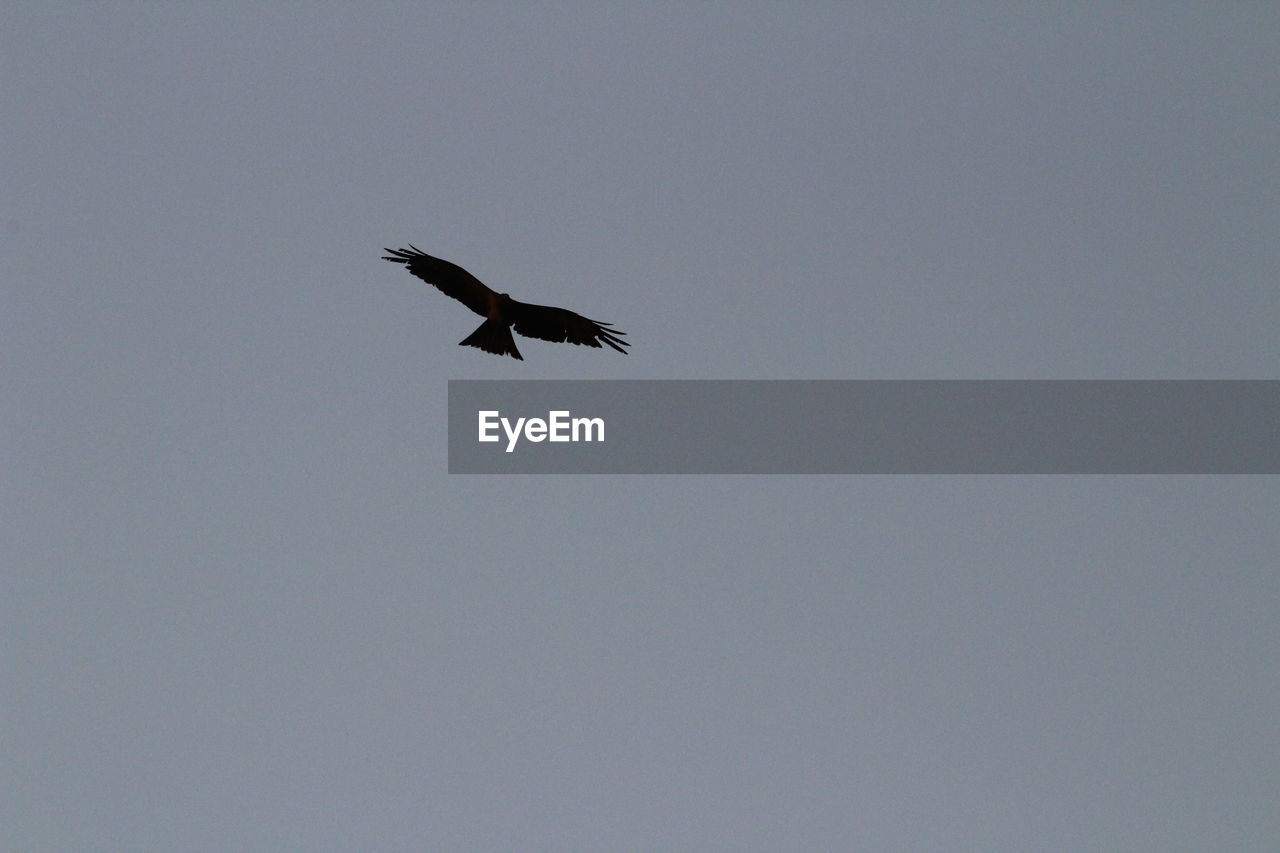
[383,245,629,361]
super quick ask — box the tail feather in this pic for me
[459,320,523,360]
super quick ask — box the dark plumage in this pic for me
[383,246,630,361]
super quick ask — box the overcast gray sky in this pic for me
[5,2,1279,849]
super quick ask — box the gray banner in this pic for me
[447,381,1279,474]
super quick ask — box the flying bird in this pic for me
[383,246,629,361]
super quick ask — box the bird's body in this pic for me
[383,246,629,361]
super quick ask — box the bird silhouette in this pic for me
[383,246,629,361]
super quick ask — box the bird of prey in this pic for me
[383,245,629,361]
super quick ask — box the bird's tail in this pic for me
[459,320,523,360]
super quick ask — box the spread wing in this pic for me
[507,299,630,353]
[382,245,492,317]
